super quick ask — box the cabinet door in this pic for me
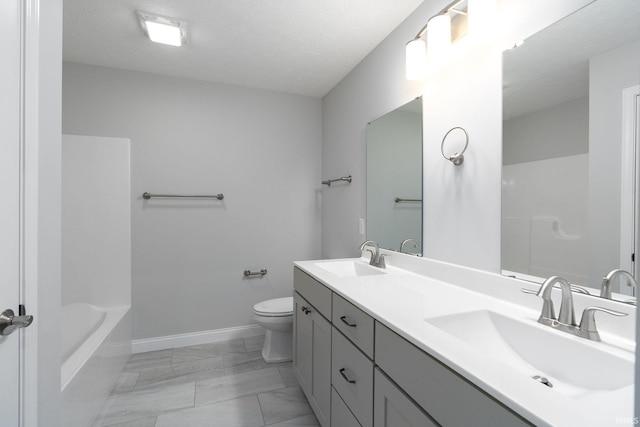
[332,387,362,427]
[293,292,312,394]
[374,368,438,427]
[293,292,332,426]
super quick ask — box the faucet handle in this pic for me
[578,306,627,341]
[377,254,386,269]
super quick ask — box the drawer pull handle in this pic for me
[301,306,311,315]
[340,315,357,327]
[339,368,357,384]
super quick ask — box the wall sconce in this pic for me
[406,0,497,80]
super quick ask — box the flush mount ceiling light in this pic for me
[137,11,187,47]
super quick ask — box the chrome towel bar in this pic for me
[244,269,267,277]
[143,192,224,200]
[322,175,352,186]
[394,197,422,203]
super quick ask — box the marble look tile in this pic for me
[267,414,320,426]
[136,356,224,388]
[94,382,194,426]
[195,367,285,406]
[243,335,265,352]
[172,340,247,364]
[110,371,140,395]
[277,364,298,388]
[98,416,157,427]
[134,368,226,393]
[222,350,269,374]
[155,395,264,427]
[258,386,313,425]
[125,350,174,372]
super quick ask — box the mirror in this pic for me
[366,97,423,254]
[502,0,640,300]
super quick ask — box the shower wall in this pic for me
[62,134,131,308]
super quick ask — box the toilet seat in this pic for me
[253,297,293,317]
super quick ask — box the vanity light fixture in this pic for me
[406,0,497,80]
[137,11,187,47]
[405,0,466,80]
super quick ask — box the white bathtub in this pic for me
[61,303,131,426]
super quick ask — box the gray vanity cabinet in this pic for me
[375,323,532,427]
[293,266,532,427]
[293,268,332,427]
[374,368,437,427]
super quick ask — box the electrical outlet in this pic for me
[359,218,366,235]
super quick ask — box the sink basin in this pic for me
[314,260,386,278]
[425,310,634,395]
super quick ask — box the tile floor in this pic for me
[93,336,319,427]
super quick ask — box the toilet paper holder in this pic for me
[244,268,268,277]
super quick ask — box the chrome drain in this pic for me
[532,375,553,388]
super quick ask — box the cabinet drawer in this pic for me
[375,323,531,427]
[332,293,374,358]
[332,328,373,427]
[331,387,361,427]
[294,267,332,319]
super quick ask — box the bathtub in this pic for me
[61,303,131,426]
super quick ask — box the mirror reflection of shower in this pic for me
[366,97,423,254]
[501,0,640,298]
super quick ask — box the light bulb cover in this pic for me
[426,14,451,65]
[406,38,427,80]
[137,11,187,47]
[467,0,498,39]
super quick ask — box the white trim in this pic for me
[620,85,640,295]
[131,324,265,354]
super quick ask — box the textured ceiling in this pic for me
[503,0,640,120]
[63,0,424,98]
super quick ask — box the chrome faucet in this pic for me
[359,240,386,268]
[536,276,575,326]
[400,239,420,254]
[525,275,627,341]
[600,269,637,299]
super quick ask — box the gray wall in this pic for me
[503,96,588,165]
[62,63,322,340]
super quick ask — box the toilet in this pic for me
[252,296,294,363]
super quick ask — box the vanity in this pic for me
[292,251,635,427]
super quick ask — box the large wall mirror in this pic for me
[502,0,640,300]
[366,97,423,254]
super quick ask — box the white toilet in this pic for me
[252,296,294,363]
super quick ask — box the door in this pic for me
[1,0,23,424]
[621,85,640,295]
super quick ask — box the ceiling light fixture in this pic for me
[137,11,187,47]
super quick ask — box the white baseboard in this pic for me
[131,324,265,354]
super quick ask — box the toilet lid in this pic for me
[253,297,293,316]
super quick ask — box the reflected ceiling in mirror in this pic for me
[366,97,422,254]
[501,0,640,302]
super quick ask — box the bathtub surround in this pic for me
[61,135,132,426]
[62,63,322,344]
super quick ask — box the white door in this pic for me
[1,0,24,424]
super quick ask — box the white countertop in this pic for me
[294,251,635,427]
